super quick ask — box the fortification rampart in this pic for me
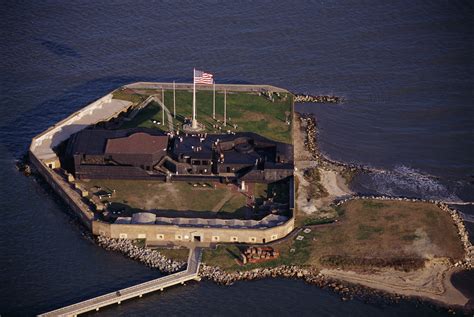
[125,82,290,93]
[28,82,295,242]
[93,217,295,244]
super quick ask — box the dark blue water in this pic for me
[1,1,472,316]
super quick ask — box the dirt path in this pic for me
[292,113,313,161]
[212,191,234,212]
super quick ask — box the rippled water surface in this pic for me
[0,1,472,316]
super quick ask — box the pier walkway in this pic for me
[38,247,202,317]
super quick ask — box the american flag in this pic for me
[194,69,214,84]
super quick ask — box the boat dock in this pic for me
[38,247,202,317]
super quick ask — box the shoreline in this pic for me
[18,106,473,312]
[290,111,473,309]
[95,236,472,313]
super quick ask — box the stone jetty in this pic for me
[294,94,343,103]
[198,264,408,304]
[96,236,186,273]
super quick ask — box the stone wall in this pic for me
[92,217,295,244]
[29,153,94,229]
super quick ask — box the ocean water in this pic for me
[0,1,472,315]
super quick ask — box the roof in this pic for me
[105,132,168,155]
[171,135,215,159]
[68,128,166,156]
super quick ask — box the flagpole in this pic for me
[173,81,176,119]
[192,68,197,128]
[224,89,227,127]
[213,83,216,120]
[162,87,165,126]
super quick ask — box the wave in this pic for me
[363,165,461,202]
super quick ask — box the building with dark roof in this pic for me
[66,129,293,183]
[65,128,169,179]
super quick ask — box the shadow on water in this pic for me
[35,38,82,58]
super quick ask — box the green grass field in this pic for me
[112,89,293,143]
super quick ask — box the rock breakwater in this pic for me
[96,236,186,273]
[199,264,408,304]
[299,114,360,179]
[294,94,343,103]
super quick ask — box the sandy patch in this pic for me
[320,169,352,197]
[321,258,468,307]
[295,166,352,214]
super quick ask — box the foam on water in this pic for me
[356,165,461,202]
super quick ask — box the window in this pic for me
[193,160,201,165]
[202,160,209,165]
[119,233,128,239]
[156,234,164,240]
[175,234,182,240]
[249,237,257,243]
[230,236,238,242]
[271,234,278,241]
[212,236,220,242]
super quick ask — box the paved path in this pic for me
[150,95,174,131]
[211,191,234,212]
[38,247,202,317]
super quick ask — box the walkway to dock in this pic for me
[38,247,202,317]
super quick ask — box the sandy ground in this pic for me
[321,258,469,307]
[293,113,352,214]
[295,166,352,214]
[320,169,352,197]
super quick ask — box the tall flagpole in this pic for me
[213,83,216,120]
[192,68,197,128]
[224,89,227,127]
[173,81,176,118]
[161,87,165,126]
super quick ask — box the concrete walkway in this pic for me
[38,247,202,317]
[150,95,174,131]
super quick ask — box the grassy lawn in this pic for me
[203,199,465,272]
[78,179,251,216]
[202,241,311,272]
[112,89,293,143]
[112,90,147,104]
[153,247,189,262]
[219,195,246,212]
[120,101,168,132]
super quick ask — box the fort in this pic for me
[29,82,296,245]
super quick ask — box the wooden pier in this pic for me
[38,247,202,317]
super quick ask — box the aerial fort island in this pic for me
[28,73,473,315]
